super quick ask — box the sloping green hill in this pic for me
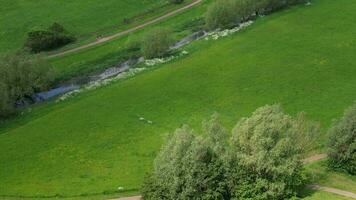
[0,0,355,198]
[0,0,177,53]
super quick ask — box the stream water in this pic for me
[17,31,207,107]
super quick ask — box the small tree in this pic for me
[205,0,241,30]
[229,105,318,199]
[142,28,172,59]
[327,104,356,175]
[0,51,54,117]
[142,115,230,200]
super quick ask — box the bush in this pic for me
[125,37,142,51]
[142,28,173,59]
[0,51,54,118]
[205,0,241,30]
[24,22,76,53]
[327,104,356,175]
[142,105,318,199]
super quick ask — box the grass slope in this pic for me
[0,0,176,53]
[48,0,209,81]
[0,0,356,198]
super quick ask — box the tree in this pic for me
[229,105,318,199]
[327,104,356,175]
[142,115,231,200]
[142,28,172,59]
[205,0,241,30]
[0,51,54,117]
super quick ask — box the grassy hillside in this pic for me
[0,0,356,198]
[48,0,209,81]
[0,0,183,53]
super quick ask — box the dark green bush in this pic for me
[24,23,76,53]
[0,51,54,118]
[327,104,356,175]
[142,28,173,59]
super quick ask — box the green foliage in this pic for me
[327,104,356,175]
[125,37,142,51]
[24,23,76,53]
[142,28,173,59]
[142,115,230,199]
[229,105,318,199]
[143,106,318,199]
[205,0,241,30]
[205,0,309,30]
[0,51,54,117]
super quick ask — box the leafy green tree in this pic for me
[142,28,173,59]
[0,51,54,117]
[327,104,356,175]
[229,105,318,200]
[142,115,230,200]
[205,0,241,30]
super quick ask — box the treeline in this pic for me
[0,52,54,118]
[206,0,309,30]
[142,105,318,199]
[142,104,356,199]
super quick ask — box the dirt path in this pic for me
[302,153,327,164]
[308,185,356,199]
[47,0,202,59]
[111,195,141,200]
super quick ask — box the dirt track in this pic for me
[308,185,356,199]
[47,0,202,59]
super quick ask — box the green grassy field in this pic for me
[0,0,188,54]
[48,0,209,81]
[0,0,356,198]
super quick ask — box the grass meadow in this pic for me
[0,0,355,198]
[0,0,192,54]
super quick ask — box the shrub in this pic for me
[0,51,54,118]
[205,0,241,30]
[229,105,318,199]
[142,28,172,59]
[327,104,356,175]
[24,22,76,53]
[142,105,318,199]
[125,37,142,51]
